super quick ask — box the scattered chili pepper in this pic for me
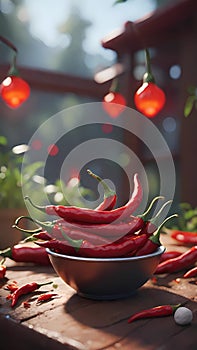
[36,293,58,304]
[135,214,177,256]
[159,250,182,263]
[128,303,181,323]
[0,244,51,266]
[5,281,18,293]
[0,258,6,279]
[87,169,117,211]
[154,246,197,274]
[134,49,166,118]
[11,281,53,307]
[23,301,31,309]
[183,266,197,278]
[170,230,197,245]
[25,173,143,224]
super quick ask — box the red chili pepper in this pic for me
[0,259,6,279]
[0,244,51,265]
[87,169,117,211]
[139,199,172,237]
[36,293,58,304]
[135,214,177,256]
[183,266,197,278]
[11,281,53,307]
[102,79,126,118]
[25,173,143,224]
[128,304,181,323]
[37,232,148,258]
[5,281,19,293]
[154,246,197,274]
[134,49,166,118]
[170,230,197,245]
[159,250,182,263]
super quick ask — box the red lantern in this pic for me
[102,78,126,118]
[134,49,166,118]
[0,75,30,109]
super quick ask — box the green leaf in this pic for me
[0,136,7,146]
[187,86,197,95]
[113,0,128,5]
[184,95,197,117]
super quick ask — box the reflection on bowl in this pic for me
[46,246,165,300]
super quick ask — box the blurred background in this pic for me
[0,0,196,214]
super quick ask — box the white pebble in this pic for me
[174,307,193,325]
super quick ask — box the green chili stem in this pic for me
[13,216,42,233]
[150,214,178,245]
[143,48,155,84]
[138,196,164,221]
[150,200,173,224]
[87,169,116,199]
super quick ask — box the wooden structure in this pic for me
[0,234,196,350]
[99,0,197,207]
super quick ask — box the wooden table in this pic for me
[0,234,196,350]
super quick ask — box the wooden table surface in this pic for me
[0,234,196,350]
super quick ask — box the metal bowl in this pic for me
[46,246,165,300]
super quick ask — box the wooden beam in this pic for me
[102,0,197,54]
[0,64,110,98]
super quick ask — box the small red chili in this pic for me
[11,281,53,307]
[36,293,58,304]
[183,266,197,278]
[135,214,177,256]
[159,250,182,263]
[170,230,197,245]
[0,75,30,108]
[25,173,143,224]
[0,244,51,266]
[128,303,181,323]
[102,78,126,118]
[134,49,166,118]
[0,259,6,279]
[87,169,117,211]
[5,281,19,293]
[154,246,197,274]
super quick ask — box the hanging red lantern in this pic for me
[134,49,166,118]
[102,78,126,118]
[0,55,30,109]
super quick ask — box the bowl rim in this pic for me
[46,245,165,262]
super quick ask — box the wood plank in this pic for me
[0,234,196,350]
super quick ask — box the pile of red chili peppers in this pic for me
[13,171,178,259]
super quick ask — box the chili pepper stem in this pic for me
[149,200,173,225]
[0,247,12,259]
[87,169,116,199]
[37,281,53,287]
[25,196,46,212]
[13,215,42,233]
[0,257,6,265]
[138,196,164,221]
[143,48,155,84]
[150,214,178,245]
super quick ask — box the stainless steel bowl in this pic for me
[46,246,165,300]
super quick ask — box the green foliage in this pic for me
[113,0,128,4]
[169,202,197,232]
[45,178,94,208]
[184,86,197,117]
[0,137,43,208]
